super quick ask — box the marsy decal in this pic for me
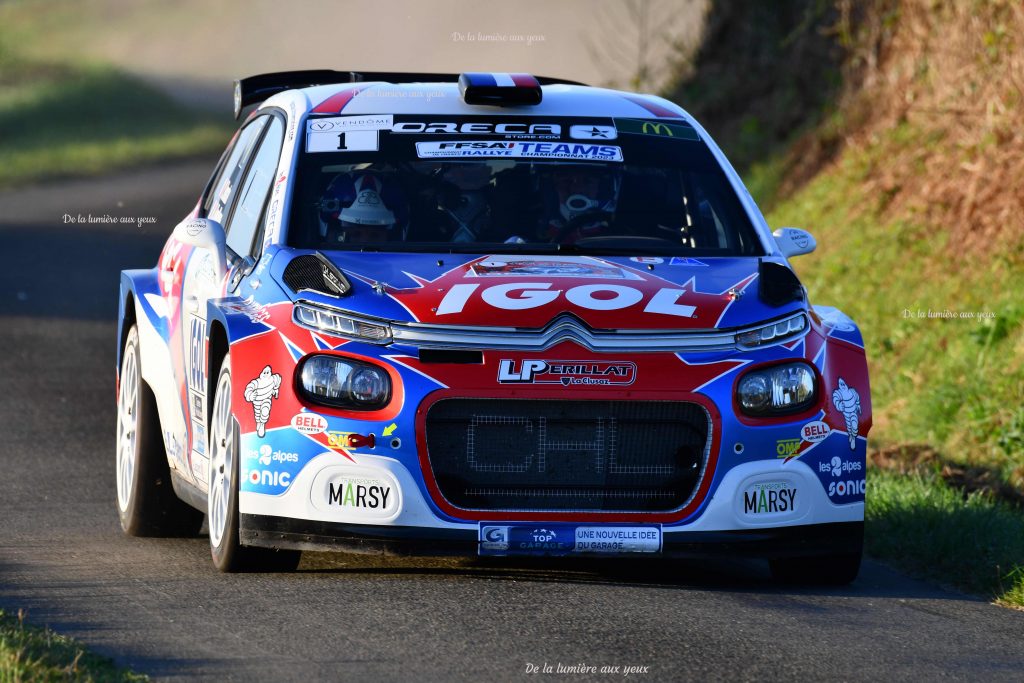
[743,481,797,515]
[832,378,862,449]
[328,478,393,512]
[245,365,281,437]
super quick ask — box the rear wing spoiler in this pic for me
[233,70,586,119]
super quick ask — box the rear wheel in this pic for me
[208,353,301,573]
[116,325,203,537]
[769,551,862,585]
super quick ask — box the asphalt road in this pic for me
[2,162,1024,682]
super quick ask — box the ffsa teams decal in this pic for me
[245,365,282,437]
[416,141,623,162]
[497,360,637,386]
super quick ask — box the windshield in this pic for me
[286,115,764,256]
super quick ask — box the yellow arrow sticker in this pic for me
[382,423,397,437]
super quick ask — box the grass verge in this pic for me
[866,468,1024,606]
[0,35,232,188]
[750,120,1024,606]
[0,608,146,682]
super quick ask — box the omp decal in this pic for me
[326,431,375,450]
[775,438,800,459]
[832,378,862,450]
[244,366,281,438]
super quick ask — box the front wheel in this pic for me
[207,353,301,573]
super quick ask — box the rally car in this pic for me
[115,71,870,579]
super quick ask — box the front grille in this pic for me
[424,399,711,512]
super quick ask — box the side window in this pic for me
[205,117,268,224]
[224,117,285,258]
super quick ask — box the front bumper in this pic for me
[240,513,863,560]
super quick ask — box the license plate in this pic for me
[479,524,662,556]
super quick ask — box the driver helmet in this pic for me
[439,162,492,242]
[551,164,621,222]
[318,171,408,243]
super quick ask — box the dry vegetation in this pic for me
[790,0,1024,253]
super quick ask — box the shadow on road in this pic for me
[292,549,980,604]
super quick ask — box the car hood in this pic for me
[288,251,804,331]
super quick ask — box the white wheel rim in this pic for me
[208,369,233,547]
[116,343,139,512]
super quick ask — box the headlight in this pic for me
[294,302,392,344]
[736,313,807,349]
[298,355,391,410]
[736,362,816,416]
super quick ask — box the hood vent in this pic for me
[758,259,805,307]
[282,253,351,298]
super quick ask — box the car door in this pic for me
[181,113,286,489]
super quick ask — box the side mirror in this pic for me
[773,227,817,258]
[173,217,227,279]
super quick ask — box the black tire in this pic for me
[116,325,204,537]
[769,551,862,585]
[207,353,301,573]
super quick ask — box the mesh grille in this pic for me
[425,399,710,512]
[282,254,349,296]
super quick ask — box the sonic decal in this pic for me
[245,366,282,437]
[832,378,861,449]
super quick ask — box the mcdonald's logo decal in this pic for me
[613,118,700,141]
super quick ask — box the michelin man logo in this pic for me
[831,377,861,450]
[244,366,282,438]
